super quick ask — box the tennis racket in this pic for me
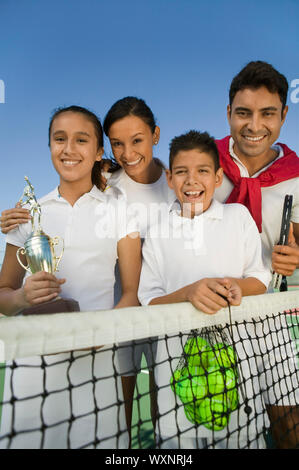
[272,194,293,291]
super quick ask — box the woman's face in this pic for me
[108,115,159,180]
[50,111,103,185]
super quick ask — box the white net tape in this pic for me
[0,291,298,361]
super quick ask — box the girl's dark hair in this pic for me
[48,105,104,189]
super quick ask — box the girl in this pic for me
[0,105,141,448]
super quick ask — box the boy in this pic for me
[138,131,298,448]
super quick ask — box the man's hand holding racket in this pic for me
[272,233,299,277]
[272,196,299,286]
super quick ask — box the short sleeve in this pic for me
[138,236,166,306]
[6,219,32,248]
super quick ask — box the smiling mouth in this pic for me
[61,159,81,166]
[124,157,143,167]
[184,190,204,200]
[242,135,267,143]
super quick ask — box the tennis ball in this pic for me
[199,397,229,431]
[175,375,207,405]
[227,388,239,411]
[196,348,212,369]
[207,343,237,368]
[188,365,206,380]
[223,368,237,392]
[170,370,182,392]
[184,336,210,355]
[206,366,225,395]
[185,337,210,367]
[184,402,202,425]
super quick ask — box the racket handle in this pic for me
[272,273,288,291]
[272,272,282,290]
[279,276,288,292]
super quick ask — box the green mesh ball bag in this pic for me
[170,326,241,429]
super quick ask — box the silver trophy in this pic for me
[16,177,64,275]
[16,177,79,315]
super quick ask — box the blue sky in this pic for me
[0,0,298,253]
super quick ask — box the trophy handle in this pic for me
[51,236,64,272]
[16,247,31,274]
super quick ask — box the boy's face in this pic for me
[166,149,223,217]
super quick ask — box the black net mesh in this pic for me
[0,306,298,449]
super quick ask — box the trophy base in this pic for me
[20,298,80,316]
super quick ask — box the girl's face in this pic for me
[50,111,103,186]
[108,115,160,180]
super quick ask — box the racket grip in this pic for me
[272,272,282,290]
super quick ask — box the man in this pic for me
[215,61,299,281]
[215,60,299,449]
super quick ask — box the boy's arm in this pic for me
[149,277,242,314]
[115,232,141,309]
[226,276,266,296]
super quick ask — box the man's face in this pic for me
[227,86,288,160]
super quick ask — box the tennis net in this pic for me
[0,291,298,449]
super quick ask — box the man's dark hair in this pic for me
[169,130,220,171]
[229,61,289,112]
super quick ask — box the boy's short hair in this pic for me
[229,61,289,112]
[169,130,220,171]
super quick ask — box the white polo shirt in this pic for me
[106,168,176,238]
[137,200,292,448]
[138,199,271,307]
[1,186,138,449]
[6,185,137,311]
[214,138,299,271]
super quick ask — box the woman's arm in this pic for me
[0,203,31,234]
[115,232,142,309]
[0,243,64,316]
